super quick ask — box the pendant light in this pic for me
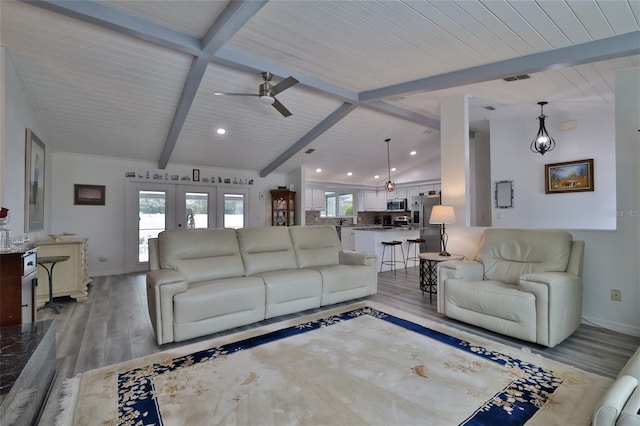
[384,138,395,192]
[530,101,556,155]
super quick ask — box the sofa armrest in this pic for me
[339,250,377,267]
[146,269,189,345]
[593,375,639,426]
[519,272,582,347]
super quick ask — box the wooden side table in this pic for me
[419,252,464,302]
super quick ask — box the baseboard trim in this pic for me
[582,315,640,337]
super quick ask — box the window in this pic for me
[321,191,353,217]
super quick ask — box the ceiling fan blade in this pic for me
[270,76,299,96]
[271,98,292,117]
[213,92,258,97]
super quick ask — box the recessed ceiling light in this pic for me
[315,168,322,173]
[347,172,353,176]
[391,167,396,172]
[216,128,226,135]
[374,175,380,179]
[410,151,417,156]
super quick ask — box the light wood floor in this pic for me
[36,267,639,425]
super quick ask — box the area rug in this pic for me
[58,301,611,425]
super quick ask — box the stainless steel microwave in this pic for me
[386,198,407,212]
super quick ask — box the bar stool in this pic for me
[405,238,426,270]
[380,240,405,275]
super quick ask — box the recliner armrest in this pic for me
[438,260,484,281]
[520,271,581,288]
[146,269,189,345]
[339,250,377,267]
[519,271,583,347]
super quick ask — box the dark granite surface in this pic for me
[0,320,55,405]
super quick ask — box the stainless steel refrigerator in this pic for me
[410,194,441,253]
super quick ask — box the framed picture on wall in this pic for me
[24,129,46,232]
[545,159,594,194]
[74,184,106,205]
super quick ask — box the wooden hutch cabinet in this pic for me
[0,248,38,326]
[33,238,91,307]
[270,189,296,226]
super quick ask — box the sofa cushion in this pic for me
[158,229,245,282]
[309,264,375,305]
[257,269,322,318]
[477,229,573,285]
[173,276,265,324]
[238,227,298,275]
[289,225,341,268]
[444,279,536,324]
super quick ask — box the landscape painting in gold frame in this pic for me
[545,159,594,194]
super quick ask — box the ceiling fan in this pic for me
[214,72,299,117]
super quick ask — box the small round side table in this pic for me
[37,255,70,314]
[419,252,464,302]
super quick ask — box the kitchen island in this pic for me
[353,227,420,272]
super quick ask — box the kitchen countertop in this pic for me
[353,226,418,231]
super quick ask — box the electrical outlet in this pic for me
[610,288,622,302]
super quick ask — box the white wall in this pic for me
[0,48,51,241]
[489,109,616,230]
[51,153,286,276]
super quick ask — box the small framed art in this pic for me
[545,159,594,194]
[74,184,106,205]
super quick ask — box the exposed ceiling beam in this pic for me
[364,101,440,130]
[23,0,202,56]
[360,31,640,102]
[159,57,209,169]
[201,0,268,54]
[260,103,357,177]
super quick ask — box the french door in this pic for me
[124,182,218,272]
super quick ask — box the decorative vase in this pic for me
[0,217,11,250]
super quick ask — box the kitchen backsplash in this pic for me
[305,211,411,226]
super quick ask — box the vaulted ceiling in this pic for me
[1,1,638,186]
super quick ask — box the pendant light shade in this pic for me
[530,102,556,155]
[384,138,395,192]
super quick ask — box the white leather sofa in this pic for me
[437,228,584,348]
[593,346,640,426]
[146,225,377,344]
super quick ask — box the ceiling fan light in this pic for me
[260,95,275,105]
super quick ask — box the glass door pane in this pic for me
[138,190,166,263]
[224,193,244,229]
[185,192,208,229]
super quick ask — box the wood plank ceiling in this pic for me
[1,1,638,186]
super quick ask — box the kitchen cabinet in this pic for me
[395,187,407,198]
[362,190,387,211]
[0,248,38,325]
[271,189,296,226]
[340,227,356,250]
[407,187,419,198]
[33,239,91,307]
[377,191,388,211]
[305,187,325,211]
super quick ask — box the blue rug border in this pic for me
[116,306,562,425]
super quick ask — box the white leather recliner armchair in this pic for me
[437,229,585,348]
